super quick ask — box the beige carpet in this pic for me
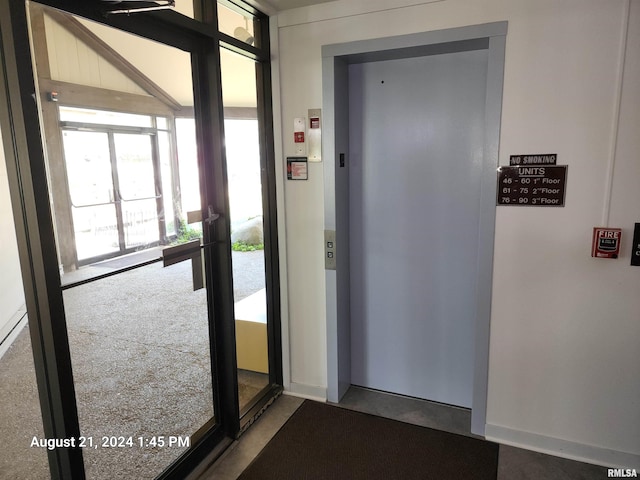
[0,253,268,479]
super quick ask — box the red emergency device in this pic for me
[591,227,621,258]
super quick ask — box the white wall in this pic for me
[274,0,640,467]
[0,124,26,343]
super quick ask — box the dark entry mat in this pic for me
[237,400,499,480]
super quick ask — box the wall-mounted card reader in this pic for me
[325,230,336,270]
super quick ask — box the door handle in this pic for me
[205,205,220,225]
[186,206,220,225]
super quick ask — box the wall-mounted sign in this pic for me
[287,156,308,180]
[510,153,557,166]
[497,165,568,206]
[592,227,622,259]
[631,223,640,266]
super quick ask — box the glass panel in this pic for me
[175,117,203,238]
[29,5,213,478]
[158,131,176,237]
[63,259,211,479]
[173,0,195,19]
[220,48,269,414]
[114,134,156,200]
[121,198,159,248]
[156,116,168,130]
[73,204,120,261]
[114,133,160,249]
[62,130,120,261]
[63,130,114,206]
[60,106,153,128]
[0,125,49,479]
[170,0,259,45]
[218,2,258,48]
[226,119,262,221]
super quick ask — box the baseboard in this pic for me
[0,310,28,360]
[485,423,640,469]
[284,382,327,402]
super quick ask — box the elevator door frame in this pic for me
[322,22,507,436]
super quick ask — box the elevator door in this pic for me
[349,49,488,408]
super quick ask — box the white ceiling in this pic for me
[76,7,264,107]
[70,0,337,107]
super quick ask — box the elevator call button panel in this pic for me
[325,230,336,270]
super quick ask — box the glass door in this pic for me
[60,105,181,266]
[62,124,167,265]
[24,5,220,478]
[63,130,120,262]
[63,256,213,479]
[113,133,160,251]
[219,47,271,418]
[0,0,280,477]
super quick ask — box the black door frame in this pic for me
[0,0,282,478]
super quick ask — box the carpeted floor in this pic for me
[0,250,269,479]
[0,328,50,480]
[238,400,500,480]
